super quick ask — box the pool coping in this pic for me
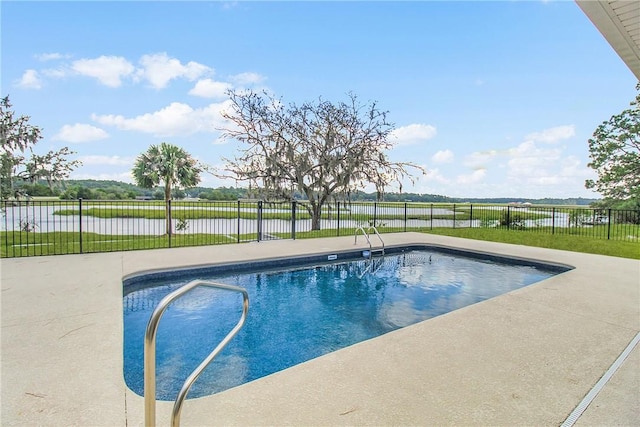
[1,232,639,426]
[123,243,574,289]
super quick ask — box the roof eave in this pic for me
[576,0,640,80]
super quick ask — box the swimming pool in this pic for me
[123,246,569,401]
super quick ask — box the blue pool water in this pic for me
[123,248,565,400]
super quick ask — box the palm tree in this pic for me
[132,142,202,235]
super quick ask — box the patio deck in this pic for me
[1,232,638,426]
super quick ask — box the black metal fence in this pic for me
[1,199,638,257]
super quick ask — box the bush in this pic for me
[569,210,592,227]
[175,218,189,231]
[498,209,525,229]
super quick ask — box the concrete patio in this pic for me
[1,232,638,426]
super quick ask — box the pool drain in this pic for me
[560,331,640,427]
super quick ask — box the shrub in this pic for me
[498,209,525,229]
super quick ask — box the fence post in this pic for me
[336,201,341,236]
[291,201,296,240]
[507,206,511,231]
[607,208,612,240]
[453,204,456,229]
[257,201,263,242]
[78,198,83,254]
[469,204,473,228]
[430,204,433,230]
[373,202,377,228]
[237,200,241,243]
[404,202,407,232]
[167,199,172,248]
[552,207,555,235]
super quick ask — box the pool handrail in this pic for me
[354,226,385,256]
[367,226,385,255]
[354,226,372,249]
[144,279,249,427]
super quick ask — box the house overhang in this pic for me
[576,0,640,80]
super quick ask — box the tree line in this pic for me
[3,177,600,206]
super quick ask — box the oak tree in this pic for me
[220,91,424,230]
[1,95,80,200]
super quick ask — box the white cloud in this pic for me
[431,149,454,164]
[137,53,211,89]
[42,67,68,79]
[456,169,486,185]
[34,52,70,61]
[189,78,232,98]
[200,101,235,130]
[402,124,590,198]
[93,103,195,136]
[19,53,261,94]
[456,126,576,189]
[464,150,499,168]
[71,56,135,87]
[523,155,593,186]
[423,168,450,184]
[524,125,575,144]
[503,137,591,192]
[390,123,437,146]
[77,155,134,166]
[70,171,134,183]
[52,124,109,143]
[16,69,42,89]
[92,100,232,137]
[229,72,266,86]
[558,156,592,179]
[507,140,563,178]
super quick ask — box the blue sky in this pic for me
[2,1,637,199]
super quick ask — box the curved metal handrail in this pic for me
[144,280,249,427]
[367,226,385,255]
[354,226,385,256]
[354,226,372,250]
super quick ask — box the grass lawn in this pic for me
[1,227,637,259]
[423,228,639,260]
[274,226,639,260]
[0,232,243,257]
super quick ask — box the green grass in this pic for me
[0,231,243,257]
[278,225,639,259]
[2,224,637,259]
[423,228,639,259]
